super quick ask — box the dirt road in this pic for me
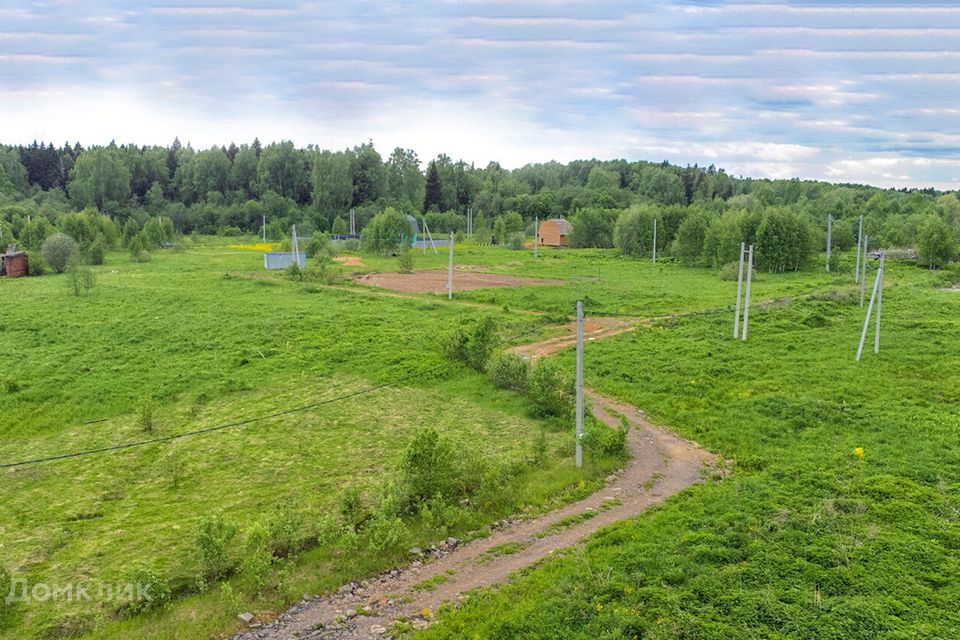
[234,391,716,640]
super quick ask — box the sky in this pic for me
[0,1,958,189]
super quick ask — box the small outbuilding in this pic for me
[1,245,28,278]
[537,219,571,247]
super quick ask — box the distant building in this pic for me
[537,219,571,247]
[1,245,28,278]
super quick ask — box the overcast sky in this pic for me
[1,1,958,189]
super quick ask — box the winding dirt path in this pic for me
[234,392,717,640]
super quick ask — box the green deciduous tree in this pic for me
[68,147,131,210]
[754,208,814,272]
[257,141,306,201]
[916,215,956,269]
[572,207,618,248]
[360,207,412,255]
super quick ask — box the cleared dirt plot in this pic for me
[354,268,564,294]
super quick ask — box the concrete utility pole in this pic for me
[447,232,454,300]
[349,209,356,235]
[467,207,473,237]
[826,214,833,272]
[421,217,438,254]
[860,236,869,307]
[857,253,884,361]
[534,216,539,258]
[741,244,754,341]
[734,242,746,339]
[291,225,303,267]
[854,215,863,283]
[653,218,658,263]
[874,254,884,354]
[575,300,584,469]
[262,215,266,242]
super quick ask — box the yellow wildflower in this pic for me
[853,447,865,459]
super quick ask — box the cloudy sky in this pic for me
[1,1,958,189]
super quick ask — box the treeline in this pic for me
[0,139,957,269]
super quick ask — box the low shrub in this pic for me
[286,262,303,281]
[338,486,370,531]
[195,512,239,584]
[137,398,156,433]
[582,415,629,457]
[397,244,414,273]
[400,428,460,507]
[25,252,47,276]
[120,563,172,614]
[506,232,525,250]
[529,358,575,417]
[85,235,107,266]
[65,259,95,297]
[443,316,498,371]
[487,352,530,393]
[363,513,408,553]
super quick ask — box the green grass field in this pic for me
[3,240,958,639]
[418,260,960,639]
[0,242,619,639]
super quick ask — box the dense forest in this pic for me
[1,139,958,272]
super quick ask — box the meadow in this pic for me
[2,239,958,639]
[0,242,618,639]
[418,258,960,639]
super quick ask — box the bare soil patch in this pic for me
[354,269,563,294]
[334,256,365,267]
[510,316,639,359]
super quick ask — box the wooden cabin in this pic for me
[537,219,571,247]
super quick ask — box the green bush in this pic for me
[120,563,172,614]
[529,358,575,417]
[128,234,150,263]
[400,428,460,508]
[363,513,408,553]
[286,262,303,280]
[84,234,107,265]
[240,521,275,593]
[65,259,95,297]
[41,233,78,273]
[718,260,741,281]
[397,243,414,273]
[26,251,47,276]
[338,486,370,531]
[582,416,629,457]
[443,316,498,371]
[264,502,303,558]
[305,232,332,258]
[506,232,525,250]
[137,398,156,433]
[195,512,238,583]
[487,352,530,392]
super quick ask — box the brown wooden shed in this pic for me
[1,245,28,278]
[537,219,571,247]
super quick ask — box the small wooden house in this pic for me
[537,219,571,247]
[1,245,27,278]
